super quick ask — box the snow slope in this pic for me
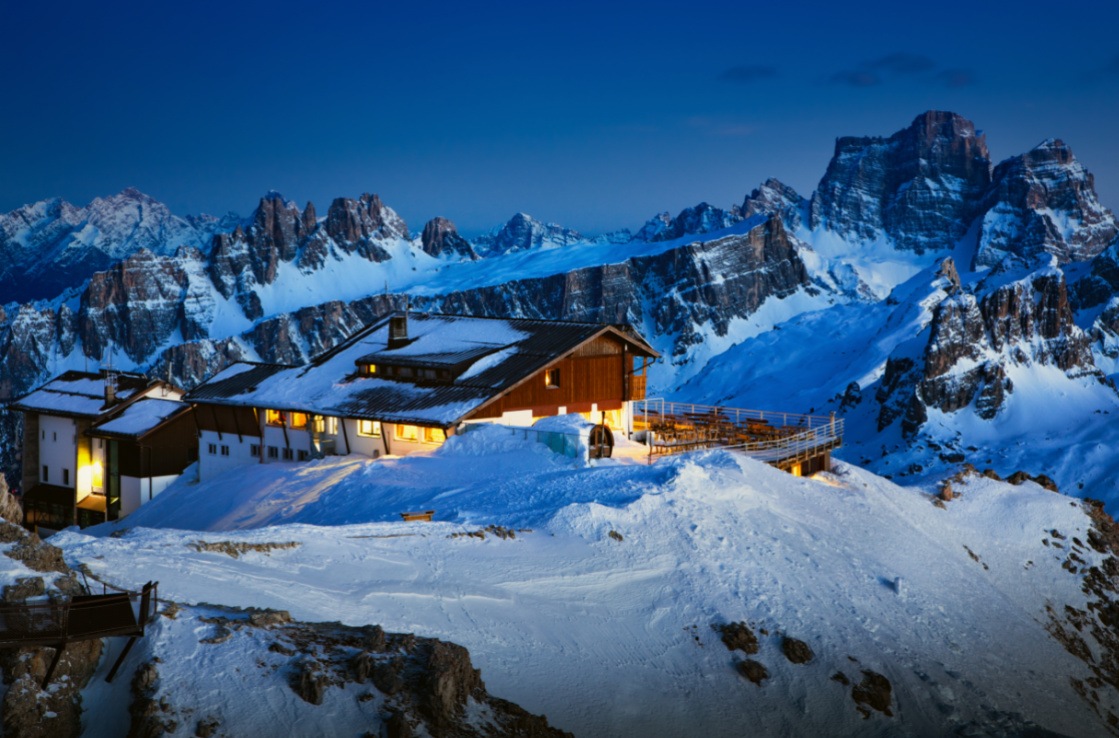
[51,429,1118,737]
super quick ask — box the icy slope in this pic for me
[52,433,1119,737]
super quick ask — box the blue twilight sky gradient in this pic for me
[3,0,1118,234]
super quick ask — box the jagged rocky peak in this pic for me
[477,212,585,255]
[301,200,317,234]
[740,178,805,230]
[324,193,409,245]
[975,139,1118,269]
[79,248,198,363]
[636,202,740,242]
[877,268,1098,434]
[809,110,992,253]
[250,191,304,261]
[420,217,477,260]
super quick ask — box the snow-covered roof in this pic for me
[188,313,659,427]
[90,398,191,439]
[10,370,152,418]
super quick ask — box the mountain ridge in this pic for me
[3,110,1119,510]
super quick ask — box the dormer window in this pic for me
[545,368,561,389]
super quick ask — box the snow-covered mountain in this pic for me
[33,430,1119,737]
[3,109,1119,511]
[0,188,237,303]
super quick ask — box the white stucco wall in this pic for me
[120,474,178,516]
[38,415,77,488]
[198,430,259,480]
[338,418,383,458]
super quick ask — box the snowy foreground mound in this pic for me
[54,431,1119,737]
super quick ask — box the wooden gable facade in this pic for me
[469,333,650,421]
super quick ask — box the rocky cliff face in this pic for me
[0,490,102,738]
[740,178,805,231]
[809,111,992,253]
[875,259,1100,434]
[975,140,1118,268]
[146,214,810,390]
[420,217,477,260]
[0,188,234,303]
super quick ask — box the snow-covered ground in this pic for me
[50,427,1117,737]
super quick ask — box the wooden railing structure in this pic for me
[0,580,158,688]
[634,399,843,473]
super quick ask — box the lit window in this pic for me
[394,424,420,442]
[266,409,283,426]
[366,364,378,376]
[422,427,443,444]
[91,463,103,491]
[357,420,381,437]
[545,368,561,389]
[289,412,308,430]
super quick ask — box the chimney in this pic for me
[388,313,409,350]
[104,372,118,406]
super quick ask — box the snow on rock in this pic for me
[975,139,1118,269]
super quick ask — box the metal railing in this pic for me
[635,398,837,431]
[635,398,843,465]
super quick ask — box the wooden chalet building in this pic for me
[12,370,196,530]
[187,312,659,479]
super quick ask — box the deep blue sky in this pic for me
[3,0,1118,234]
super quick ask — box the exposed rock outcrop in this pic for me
[740,178,805,231]
[877,269,1098,432]
[134,606,571,738]
[420,217,477,260]
[810,111,991,253]
[975,140,1117,269]
[0,517,102,738]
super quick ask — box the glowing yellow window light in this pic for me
[77,462,104,495]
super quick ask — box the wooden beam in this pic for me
[42,644,66,690]
[339,418,351,455]
[106,636,138,683]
